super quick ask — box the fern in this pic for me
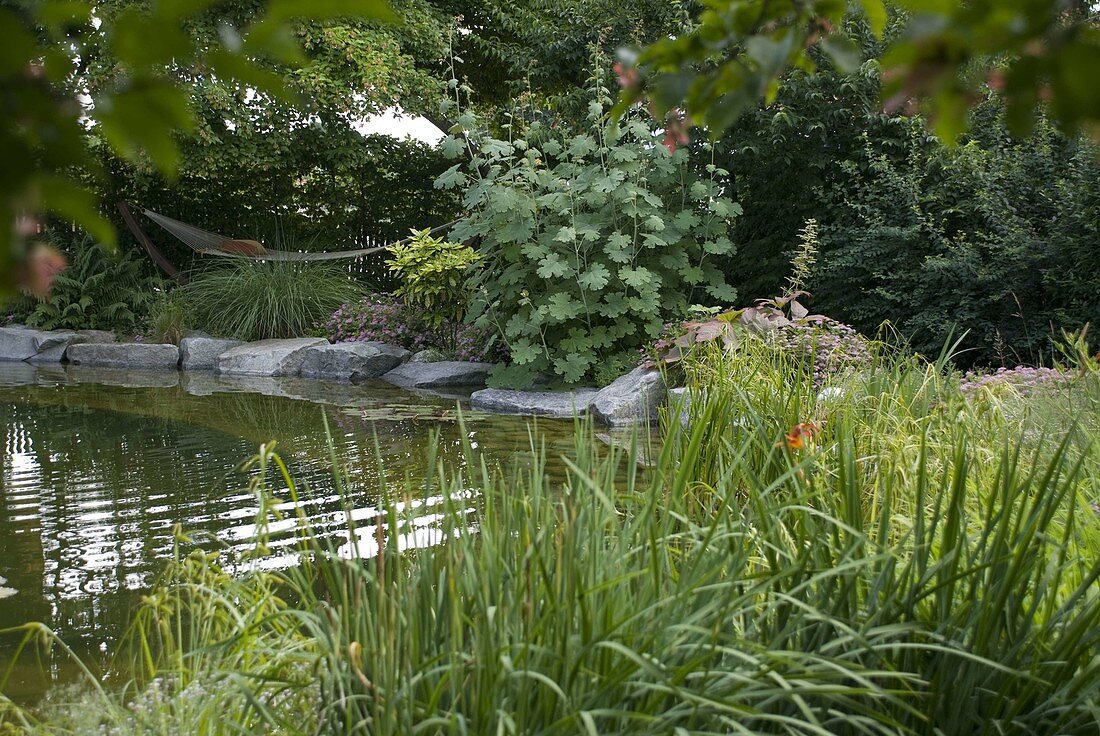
[26,234,165,334]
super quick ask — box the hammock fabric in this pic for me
[142,209,448,262]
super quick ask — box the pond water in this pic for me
[0,363,620,700]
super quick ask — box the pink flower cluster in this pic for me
[775,320,873,388]
[960,366,1069,396]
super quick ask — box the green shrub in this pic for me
[178,260,364,341]
[141,291,192,345]
[386,228,479,327]
[439,73,739,386]
[715,56,1100,368]
[22,235,164,334]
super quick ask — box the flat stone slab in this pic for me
[668,387,690,428]
[470,388,598,419]
[216,338,326,376]
[0,327,78,363]
[180,335,245,370]
[72,329,117,344]
[66,342,180,369]
[590,366,666,426]
[299,342,410,382]
[381,361,494,389]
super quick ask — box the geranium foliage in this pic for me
[439,78,740,386]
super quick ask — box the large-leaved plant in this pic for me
[438,74,740,386]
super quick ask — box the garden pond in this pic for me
[0,363,647,700]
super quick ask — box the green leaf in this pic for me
[599,293,628,318]
[680,265,705,284]
[554,226,577,243]
[859,0,887,38]
[265,0,396,24]
[605,232,633,264]
[434,164,465,189]
[578,263,611,291]
[706,282,738,303]
[672,210,700,230]
[703,237,734,255]
[546,293,584,322]
[38,176,116,248]
[95,83,196,173]
[554,352,593,383]
[440,135,466,159]
[568,134,597,158]
[820,36,862,75]
[537,254,572,279]
[511,339,541,365]
[620,266,654,288]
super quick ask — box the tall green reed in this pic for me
[3,346,1098,735]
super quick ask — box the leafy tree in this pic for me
[432,0,696,124]
[1,0,394,302]
[618,1,1100,142]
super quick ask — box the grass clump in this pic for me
[3,345,1099,735]
[178,260,364,341]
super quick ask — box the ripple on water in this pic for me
[0,364,588,698]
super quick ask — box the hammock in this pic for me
[142,208,456,262]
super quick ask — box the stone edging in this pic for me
[0,326,671,425]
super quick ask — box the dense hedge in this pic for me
[92,129,461,290]
[717,61,1100,367]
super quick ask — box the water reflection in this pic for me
[0,363,584,697]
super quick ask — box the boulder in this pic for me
[72,329,117,344]
[410,348,446,363]
[0,327,78,363]
[216,338,326,376]
[668,386,691,428]
[589,366,666,426]
[299,342,410,382]
[66,342,180,369]
[470,388,598,419]
[180,335,245,370]
[381,361,494,389]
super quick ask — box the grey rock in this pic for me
[410,348,446,363]
[180,335,245,370]
[215,338,326,376]
[299,342,410,382]
[590,366,667,426]
[0,327,78,363]
[66,342,180,369]
[470,388,597,419]
[381,361,494,389]
[668,386,691,428]
[72,329,117,344]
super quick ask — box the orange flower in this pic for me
[782,422,819,451]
